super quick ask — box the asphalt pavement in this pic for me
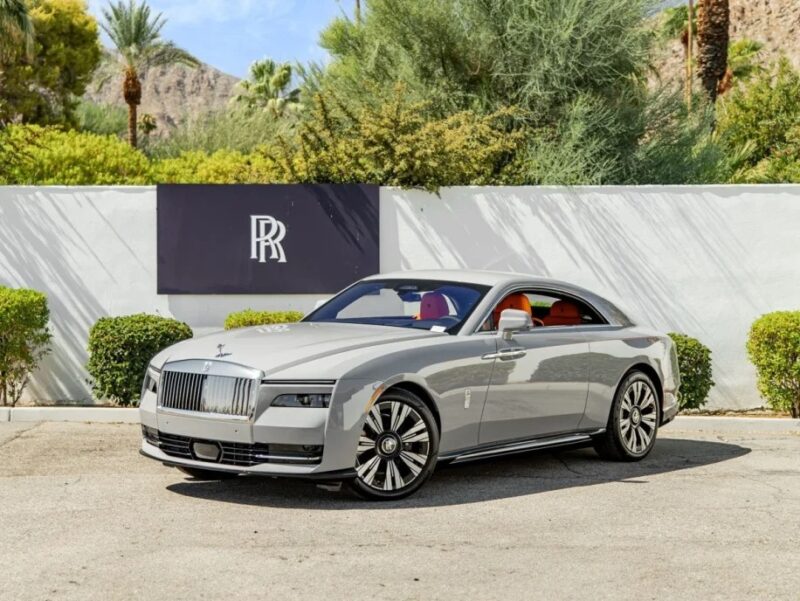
[1,419,798,600]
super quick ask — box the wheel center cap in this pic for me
[631,407,641,426]
[380,437,398,455]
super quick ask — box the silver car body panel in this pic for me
[140,270,679,477]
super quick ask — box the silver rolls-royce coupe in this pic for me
[139,270,680,500]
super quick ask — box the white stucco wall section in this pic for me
[0,187,318,403]
[1,185,798,407]
[381,185,800,409]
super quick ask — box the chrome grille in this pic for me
[158,371,256,417]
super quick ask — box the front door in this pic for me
[478,328,590,444]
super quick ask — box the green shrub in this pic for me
[151,149,280,184]
[2,125,151,185]
[746,311,800,417]
[668,332,714,410]
[224,309,304,330]
[718,59,800,175]
[0,287,52,407]
[87,314,192,406]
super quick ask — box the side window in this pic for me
[480,290,606,331]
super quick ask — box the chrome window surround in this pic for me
[468,285,612,335]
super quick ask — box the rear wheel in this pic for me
[594,371,660,461]
[177,466,239,480]
[349,389,439,501]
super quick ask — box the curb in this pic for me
[671,415,800,433]
[6,407,139,424]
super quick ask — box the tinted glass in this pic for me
[304,279,490,334]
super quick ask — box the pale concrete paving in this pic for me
[0,421,798,601]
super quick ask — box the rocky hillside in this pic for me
[658,0,800,87]
[84,53,240,131]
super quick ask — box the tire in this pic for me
[593,371,660,462]
[348,388,439,501]
[177,466,240,480]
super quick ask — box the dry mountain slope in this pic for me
[85,52,240,131]
[658,0,800,86]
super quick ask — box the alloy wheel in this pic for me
[355,399,431,492]
[619,380,658,454]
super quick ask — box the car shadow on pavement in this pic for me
[165,437,750,509]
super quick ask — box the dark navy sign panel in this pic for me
[157,184,380,294]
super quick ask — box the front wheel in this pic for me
[349,389,439,501]
[594,371,660,461]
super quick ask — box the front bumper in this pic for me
[661,391,679,426]
[139,377,376,478]
[139,442,356,480]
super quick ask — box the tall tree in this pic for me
[1,0,102,126]
[99,0,198,148]
[233,59,301,117]
[0,0,33,58]
[696,0,729,102]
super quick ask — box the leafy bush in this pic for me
[718,59,800,179]
[87,314,192,406]
[151,149,280,184]
[76,100,127,137]
[266,87,524,191]
[147,109,291,158]
[746,312,800,417]
[224,309,304,330]
[1,125,151,184]
[0,287,52,407]
[668,333,714,410]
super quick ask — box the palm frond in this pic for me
[100,0,195,69]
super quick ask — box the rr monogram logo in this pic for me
[250,215,287,263]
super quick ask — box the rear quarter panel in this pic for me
[580,326,678,430]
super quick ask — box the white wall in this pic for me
[1,185,799,407]
[382,185,800,409]
[0,187,319,403]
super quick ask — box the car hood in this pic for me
[150,321,442,378]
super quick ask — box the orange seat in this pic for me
[419,292,449,320]
[492,293,533,326]
[542,300,582,326]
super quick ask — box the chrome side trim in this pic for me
[448,430,603,464]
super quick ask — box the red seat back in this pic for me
[542,300,582,326]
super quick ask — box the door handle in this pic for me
[482,348,527,361]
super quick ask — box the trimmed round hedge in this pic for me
[224,309,304,330]
[87,314,192,406]
[668,332,714,410]
[747,311,800,417]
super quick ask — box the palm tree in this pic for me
[100,0,198,148]
[696,0,730,102]
[0,0,33,59]
[234,59,301,117]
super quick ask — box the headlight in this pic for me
[141,366,160,397]
[271,393,331,408]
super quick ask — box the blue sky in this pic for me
[87,0,354,78]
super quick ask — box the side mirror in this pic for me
[497,308,532,340]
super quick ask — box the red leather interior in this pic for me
[542,300,582,326]
[419,292,449,320]
[492,293,533,325]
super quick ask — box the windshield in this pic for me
[304,279,490,334]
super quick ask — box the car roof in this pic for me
[364,270,634,327]
[365,269,570,288]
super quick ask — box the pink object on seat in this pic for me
[419,292,449,320]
